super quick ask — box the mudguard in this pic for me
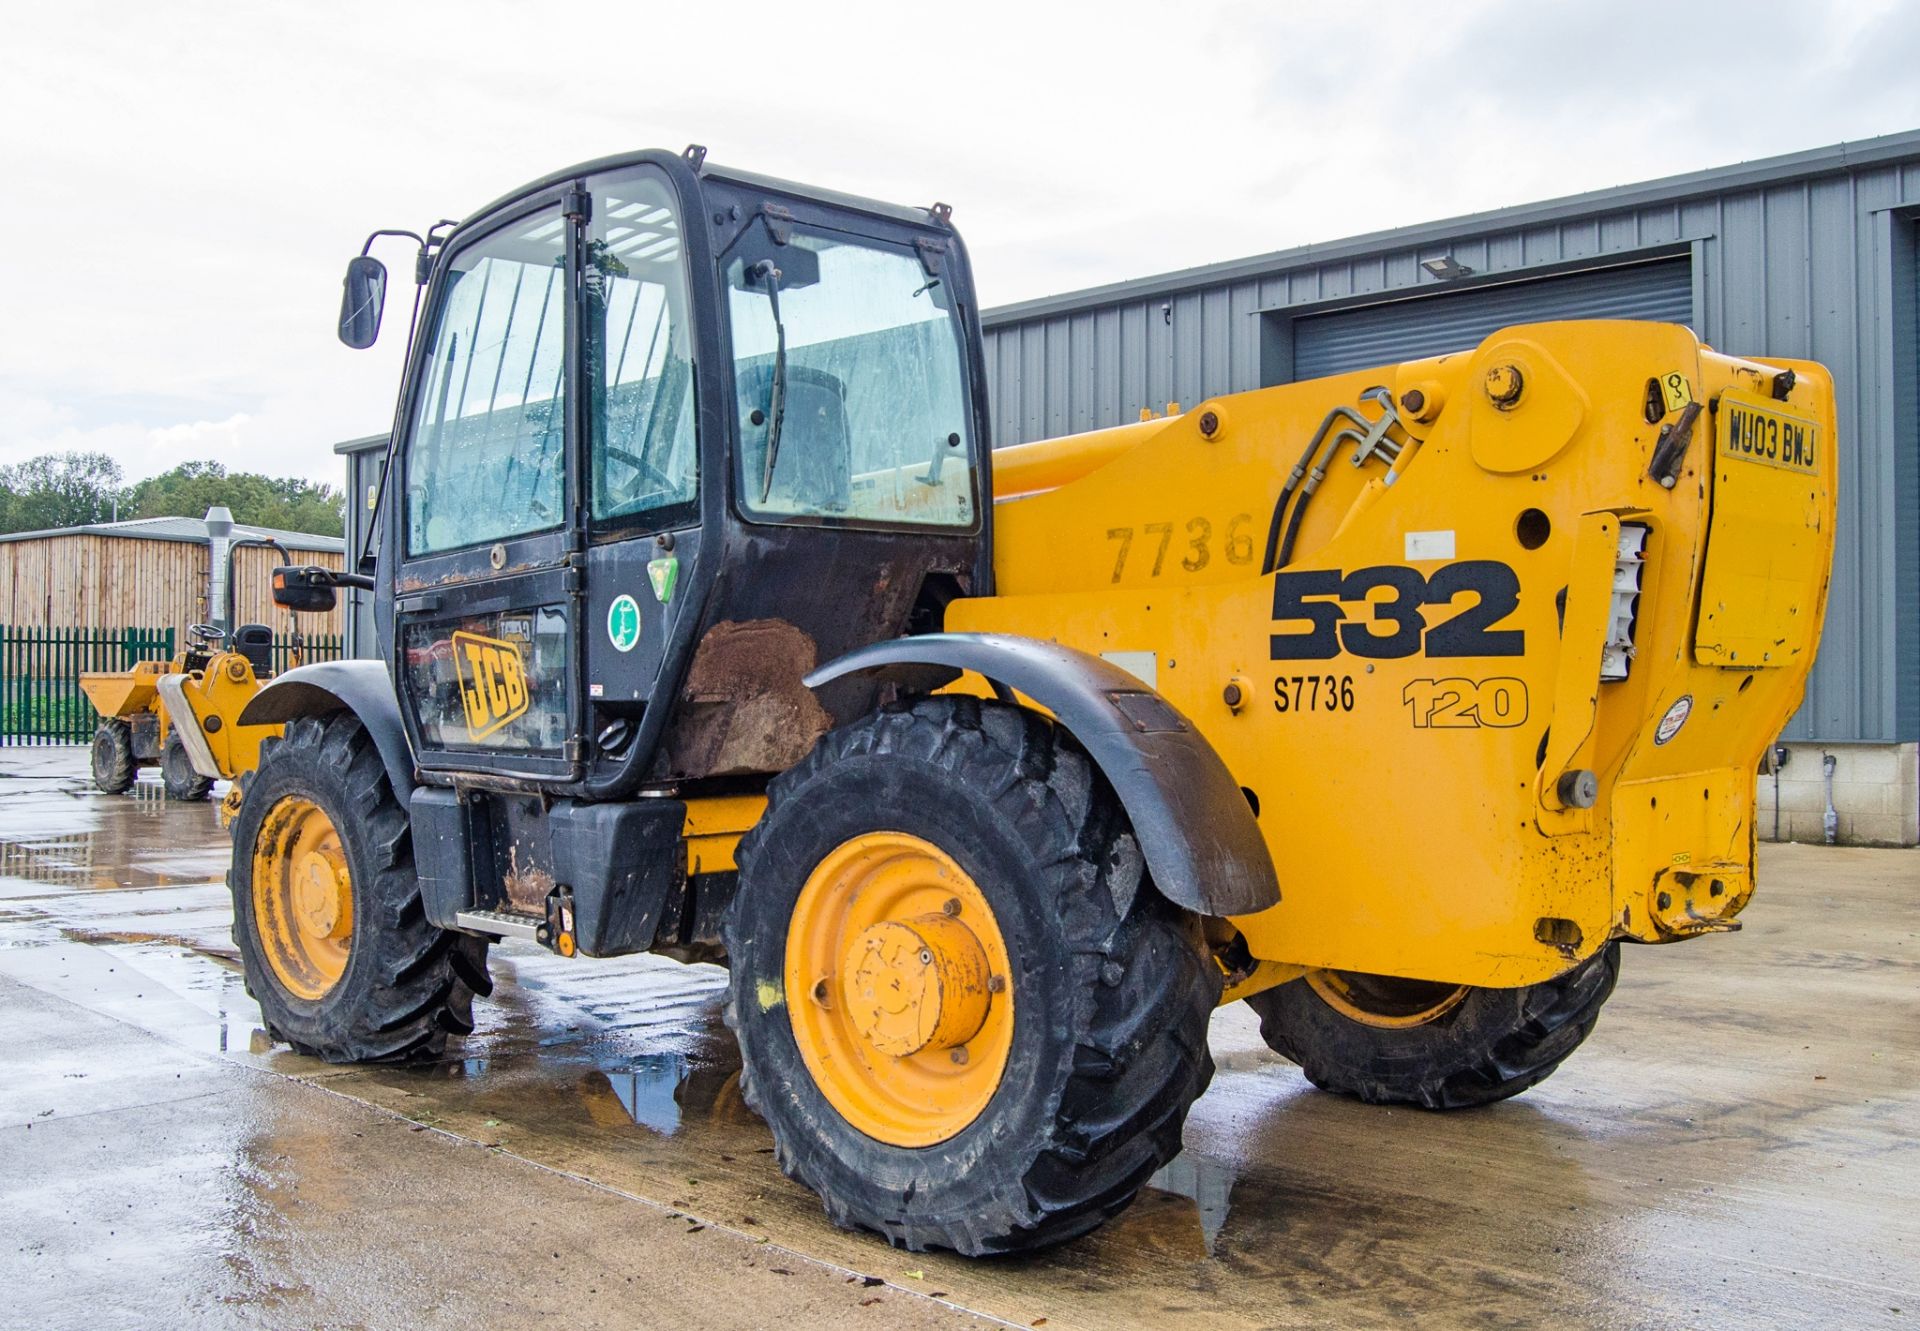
[237,660,415,798]
[155,673,222,780]
[805,632,1279,917]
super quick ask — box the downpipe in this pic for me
[1770,743,1789,843]
[1822,751,1838,845]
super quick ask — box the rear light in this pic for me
[1601,523,1649,682]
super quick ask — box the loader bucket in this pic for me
[78,671,159,719]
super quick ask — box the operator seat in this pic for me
[742,363,853,514]
[230,623,275,678]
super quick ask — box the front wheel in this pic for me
[90,720,135,794]
[725,697,1220,1255]
[229,713,491,1062]
[161,731,212,801]
[1245,946,1620,1109]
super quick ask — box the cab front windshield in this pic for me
[727,228,975,527]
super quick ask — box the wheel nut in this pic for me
[1656,891,1672,911]
[950,1047,969,1065]
[1100,960,1124,987]
[1198,410,1220,438]
[942,897,961,917]
[987,974,1006,994]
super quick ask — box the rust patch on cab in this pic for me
[656,619,833,779]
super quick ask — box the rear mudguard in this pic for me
[805,632,1279,917]
[237,660,415,799]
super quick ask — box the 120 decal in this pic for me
[1270,560,1524,660]
[1402,677,1530,729]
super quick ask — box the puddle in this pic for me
[595,1052,695,1134]
[1144,1153,1238,1255]
[0,775,232,894]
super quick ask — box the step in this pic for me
[453,909,543,942]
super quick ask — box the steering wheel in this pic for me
[187,623,225,648]
[602,443,674,509]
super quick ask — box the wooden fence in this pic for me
[0,625,343,746]
[0,534,345,634]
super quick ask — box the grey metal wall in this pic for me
[980,141,1920,745]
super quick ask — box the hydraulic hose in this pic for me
[1261,406,1371,573]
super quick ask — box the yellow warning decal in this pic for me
[452,630,530,740]
[1658,371,1694,414]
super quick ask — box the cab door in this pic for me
[574,165,707,763]
[390,192,584,781]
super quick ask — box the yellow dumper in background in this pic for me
[79,526,316,805]
[80,629,287,802]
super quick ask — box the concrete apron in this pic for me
[1,748,1916,1330]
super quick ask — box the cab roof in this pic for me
[454,147,951,240]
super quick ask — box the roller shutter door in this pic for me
[1292,258,1693,380]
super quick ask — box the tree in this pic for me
[0,452,345,538]
[0,452,126,532]
[122,462,345,537]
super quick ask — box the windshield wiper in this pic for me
[747,259,789,501]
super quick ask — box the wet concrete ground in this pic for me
[0,748,1914,1330]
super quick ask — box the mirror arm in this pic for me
[361,227,425,257]
[353,223,450,575]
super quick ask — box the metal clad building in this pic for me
[980,132,1920,753]
[336,433,387,658]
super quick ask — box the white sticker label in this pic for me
[1100,651,1158,689]
[1405,530,1456,562]
[1655,695,1693,745]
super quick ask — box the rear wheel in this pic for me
[1245,946,1620,1109]
[161,731,212,801]
[726,697,1220,1255]
[229,713,491,1062]
[90,720,135,794]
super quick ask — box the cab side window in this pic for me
[406,211,568,557]
[727,229,975,528]
[587,172,698,530]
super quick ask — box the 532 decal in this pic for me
[1270,560,1523,661]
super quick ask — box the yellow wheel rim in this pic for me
[1306,969,1470,1030]
[784,832,1013,1148]
[250,795,353,1001]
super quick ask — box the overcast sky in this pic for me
[2,0,1915,490]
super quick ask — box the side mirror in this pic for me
[272,565,339,613]
[338,255,388,349]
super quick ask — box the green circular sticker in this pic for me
[607,594,642,653]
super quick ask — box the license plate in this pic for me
[1718,397,1820,474]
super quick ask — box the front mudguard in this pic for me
[806,632,1279,917]
[237,660,415,800]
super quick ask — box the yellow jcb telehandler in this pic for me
[227,148,1834,1255]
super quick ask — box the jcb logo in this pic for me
[452,631,529,740]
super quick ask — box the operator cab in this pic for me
[333,147,992,798]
